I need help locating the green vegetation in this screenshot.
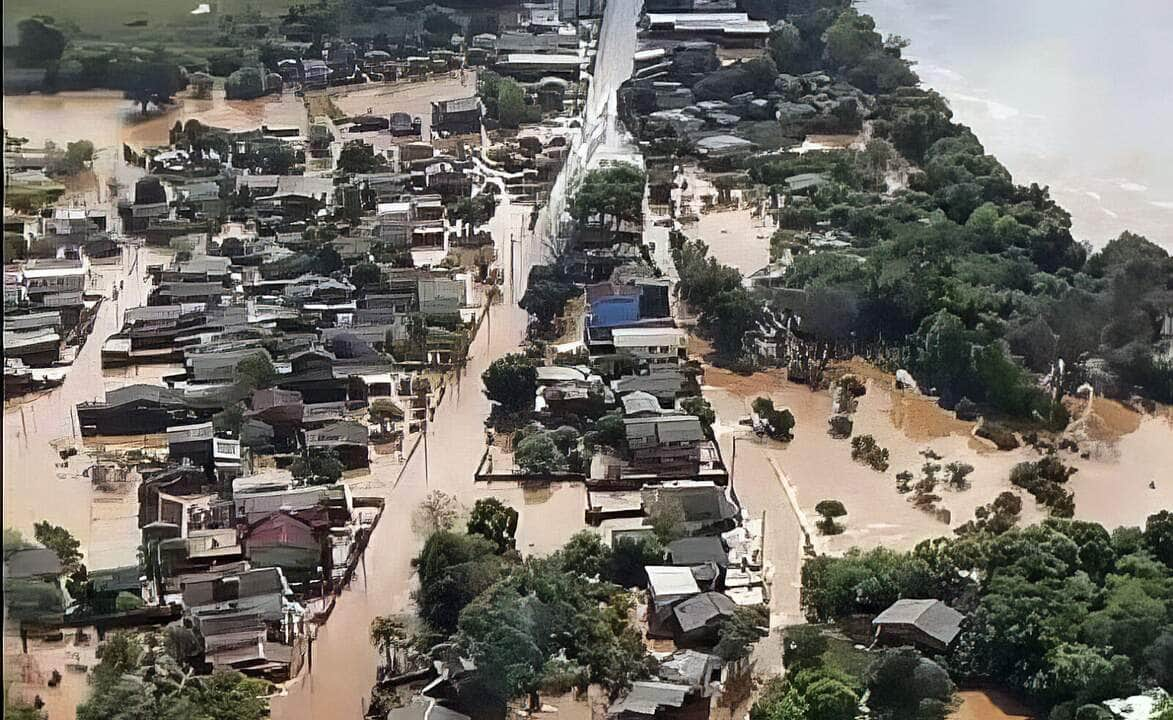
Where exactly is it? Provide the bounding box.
[467,498,519,554]
[679,396,716,432]
[752,397,796,440]
[800,514,1173,714]
[410,524,654,703]
[519,266,580,331]
[571,163,647,236]
[481,353,538,414]
[479,72,541,129]
[1009,454,1077,517]
[290,448,343,485]
[77,631,272,720]
[814,500,847,535]
[514,432,569,475]
[674,240,761,358]
[337,140,385,175]
[849,434,889,471]
[642,0,1173,414]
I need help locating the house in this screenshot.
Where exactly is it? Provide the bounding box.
[871,599,965,653]
[182,566,291,624]
[642,13,770,47]
[612,371,693,409]
[646,565,700,634]
[301,59,330,88]
[305,420,370,469]
[233,484,353,525]
[611,327,687,370]
[655,650,724,694]
[608,682,692,720]
[22,257,87,309]
[665,536,728,572]
[642,482,738,533]
[168,421,215,465]
[87,565,145,613]
[671,591,736,644]
[587,282,642,329]
[624,414,704,476]
[240,509,332,586]
[77,384,204,436]
[191,607,294,679]
[431,96,483,136]
[3,328,61,367]
[494,53,582,80]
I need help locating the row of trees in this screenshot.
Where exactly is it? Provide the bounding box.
[800,514,1173,714]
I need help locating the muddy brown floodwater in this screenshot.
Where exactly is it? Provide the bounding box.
[268,198,590,719]
[704,365,1173,559]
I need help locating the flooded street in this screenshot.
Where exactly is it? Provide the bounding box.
[269,196,588,719]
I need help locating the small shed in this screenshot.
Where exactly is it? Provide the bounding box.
[871,598,965,653]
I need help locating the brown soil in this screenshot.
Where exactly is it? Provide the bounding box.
[950,689,1035,720]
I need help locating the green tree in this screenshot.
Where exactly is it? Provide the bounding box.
[337,140,382,174]
[607,535,663,589]
[369,616,407,665]
[33,521,81,572]
[290,448,343,485]
[467,498,520,554]
[519,268,580,329]
[866,648,954,720]
[16,17,67,67]
[814,500,847,535]
[414,531,503,633]
[119,60,185,114]
[224,67,266,100]
[447,195,499,239]
[804,676,859,720]
[496,77,527,128]
[482,353,538,413]
[680,396,716,432]
[702,288,762,357]
[514,433,568,475]
[713,604,770,661]
[571,163,646,236]
[752,397,795,440]
[350,262,382,291]
[236,354,276,392]
[1145,510,1173,567]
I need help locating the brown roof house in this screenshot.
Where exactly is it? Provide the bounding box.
[871,599,965,653]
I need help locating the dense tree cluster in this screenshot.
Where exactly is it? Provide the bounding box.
[800,515,1173,713]
[76,632,271,720]
[674,240,762,358]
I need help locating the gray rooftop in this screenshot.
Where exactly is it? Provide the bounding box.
[872,598,965,646]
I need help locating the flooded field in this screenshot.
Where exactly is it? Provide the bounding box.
[704,364,1173,557]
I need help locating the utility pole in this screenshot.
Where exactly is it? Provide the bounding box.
[422,406,430,486]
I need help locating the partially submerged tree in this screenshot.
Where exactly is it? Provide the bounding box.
[814,500,847,535]
[514,432,568,475]
[467,498,519,554]
[571,163,646,237]
[482,353,538,413]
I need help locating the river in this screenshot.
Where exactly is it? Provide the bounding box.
[863,0,1173,250]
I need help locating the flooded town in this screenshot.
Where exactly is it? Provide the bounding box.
[3,2,1172,720]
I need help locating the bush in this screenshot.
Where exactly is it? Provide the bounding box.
[225,67,266,100]
[850,434,889,471]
